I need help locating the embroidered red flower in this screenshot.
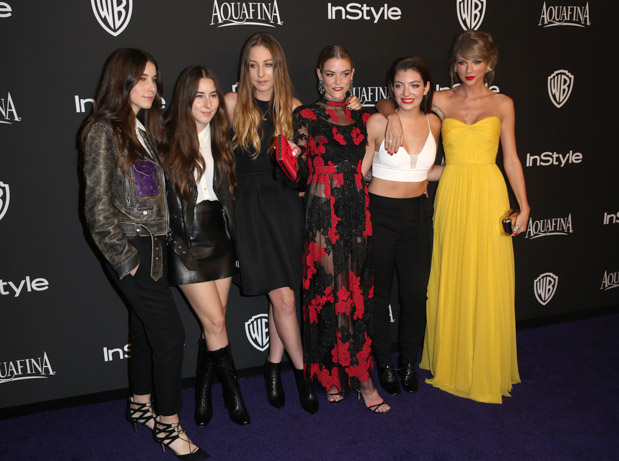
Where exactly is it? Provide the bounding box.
[362,112,371,125]
[326,109,339,123]
[332,127,346,145]
[303,241,326,289]
[345,109,353,122]
[331,332,351,366]
[335,285,352,316]
[300,108,317,120]
[352,126,365,145]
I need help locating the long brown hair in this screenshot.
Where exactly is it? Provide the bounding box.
[166,66,236,200]
[233,32,295,158]
[81,48,167,176]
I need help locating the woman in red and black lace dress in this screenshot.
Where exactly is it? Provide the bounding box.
[292,45,390,413]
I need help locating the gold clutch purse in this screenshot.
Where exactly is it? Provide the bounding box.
[500,209,520,236]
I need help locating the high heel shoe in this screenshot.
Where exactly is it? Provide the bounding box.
[126,398,155,432]
[355,389,390,414]
[293,368,319,414]
[194,339,215,426]
[154,419,209,460]
[326,386,344,404]
[212,345,250,425]
[264,359,285,408]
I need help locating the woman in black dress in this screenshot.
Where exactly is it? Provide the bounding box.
[82,49,207,459]
[166,66,249,427]
[292,45,390,413]
[224,32,318,414]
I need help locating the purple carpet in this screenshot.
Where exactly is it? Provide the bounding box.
[1,312,618,460]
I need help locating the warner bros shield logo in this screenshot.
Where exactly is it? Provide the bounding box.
[0,182,9,221]
[91,0,133,37]
[548,70,574,108]
[534,272,559,305]
[245,313,269,351]
[456,0,486,31]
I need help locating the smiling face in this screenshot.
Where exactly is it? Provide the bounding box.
[248,45,274,100]
[191,78,219,133]
[129,61,157,115]
[455,53,488,86]
[393,69,429,111]
[317,57,355,102]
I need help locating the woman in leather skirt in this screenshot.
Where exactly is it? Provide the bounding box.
[165,66,249,427]
[82,49,207,459]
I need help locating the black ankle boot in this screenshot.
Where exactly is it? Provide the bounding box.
[293,368,319,414]
[378,365,402,396]
[264,360,285,408]
[212,345,250,425]
[398,363,419,393]
[194,339,215,426]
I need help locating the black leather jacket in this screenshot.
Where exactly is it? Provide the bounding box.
[83,120,168,279]
[167,165,236,270]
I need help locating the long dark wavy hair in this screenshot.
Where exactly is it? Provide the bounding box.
[80,48,167,176]
[165,65,236,200]
[387,56,434,114]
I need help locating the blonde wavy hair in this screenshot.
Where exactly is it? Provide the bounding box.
[233,33,295,158]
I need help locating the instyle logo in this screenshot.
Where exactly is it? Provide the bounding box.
[103,343,130,362]
[91,0,133,36]
[245,313,269,351]
[75,95,95,114]
[602,211,619,225]
[525,150,582,168]
[456,0,486,31]
[525,214,574,239]
[211,0,283,27]
[0,2,12,18]
[600,270,619,291]
[0,92,20,124]
[539,1,590,28]
[0,181,9,221]
[327,3,402,23]
[0,352,56,384]
[0,276,50,297]
[548,70,574,108]
[534,272,558,306]
[353,86,388,107]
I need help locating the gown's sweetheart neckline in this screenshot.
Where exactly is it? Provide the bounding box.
[444,116,500,126]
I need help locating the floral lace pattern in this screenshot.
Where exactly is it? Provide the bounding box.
[293,101,373,391]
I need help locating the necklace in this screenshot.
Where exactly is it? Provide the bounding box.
[257,100,271,121]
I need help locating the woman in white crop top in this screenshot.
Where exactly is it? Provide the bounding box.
[363,57,441,396]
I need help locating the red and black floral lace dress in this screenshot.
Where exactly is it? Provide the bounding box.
[293,100,373,392]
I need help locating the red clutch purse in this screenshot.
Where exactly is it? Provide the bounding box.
[275,134,298,181]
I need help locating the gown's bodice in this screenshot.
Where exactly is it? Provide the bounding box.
[442,116,501,165]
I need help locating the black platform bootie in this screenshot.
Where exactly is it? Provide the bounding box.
[293,368,319,414]
[378,365,402,396]
[264,360,285,408]
[212,345,250,425]
[398,362,419,393]
[194,339,215,426]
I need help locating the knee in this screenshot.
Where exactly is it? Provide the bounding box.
[204,313,226,337]
[274,296,296,317]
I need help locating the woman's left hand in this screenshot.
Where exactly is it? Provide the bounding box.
[288,140,302,157]
[511,208,530,236]
[346,95,362,110]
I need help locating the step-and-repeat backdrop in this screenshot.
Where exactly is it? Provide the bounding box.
[1,1,617,410]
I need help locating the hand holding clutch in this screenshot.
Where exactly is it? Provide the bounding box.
[500,209,521,236]
[276,134,298,181]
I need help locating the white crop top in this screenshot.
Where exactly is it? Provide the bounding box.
[372,116,437,182]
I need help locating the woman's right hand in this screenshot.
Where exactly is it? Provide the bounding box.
[385,113,403,155]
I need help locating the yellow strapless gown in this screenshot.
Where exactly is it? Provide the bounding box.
[420,116,520,403]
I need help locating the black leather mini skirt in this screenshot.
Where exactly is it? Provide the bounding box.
[168,200,236,285]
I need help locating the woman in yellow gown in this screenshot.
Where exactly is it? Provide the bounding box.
[375,31,532,403]
[417,30,531,403]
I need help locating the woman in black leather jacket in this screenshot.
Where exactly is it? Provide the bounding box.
[165,66,248,428]
[82,49,208,459]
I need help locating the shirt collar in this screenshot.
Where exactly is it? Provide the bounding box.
[198,124,211,148]
[135,118,147,133]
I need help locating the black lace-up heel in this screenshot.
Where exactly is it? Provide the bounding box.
[126,398,155,432]
[153,419,209,460]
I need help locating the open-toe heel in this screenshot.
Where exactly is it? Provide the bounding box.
[126,398,155,432]
[154,419,209,460]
